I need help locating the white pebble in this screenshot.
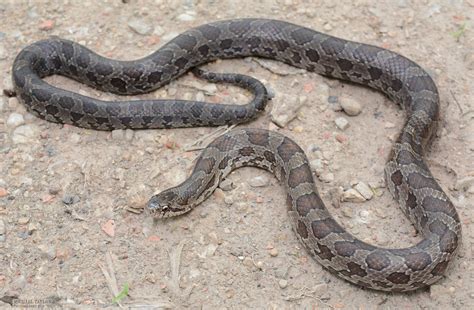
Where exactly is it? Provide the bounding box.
[177,12,196,21]
[334,117,349,130]
[310,159,324,175]
[354,182,374,200]
[249,175,270,187]
[278,279,288,289]
[271,94,307,127]
[7,113,25,128]
[342,188,366,202]
[11,125,39,144]
[318,172,334,183]
[340,96,362,116]
[219,179,234,191]
[128,18,153,35]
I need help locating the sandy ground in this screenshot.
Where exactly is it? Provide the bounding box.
[0,0,473,309]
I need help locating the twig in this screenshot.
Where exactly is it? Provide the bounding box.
[99,251,124,308]
[184,125,237,151]
[450,90,463,114]
[168,240,193,299]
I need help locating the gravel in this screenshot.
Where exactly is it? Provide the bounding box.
[342,188,366,202]
[249,175,270,187]
[6,113,25,128]
[271,94,307,127]
[11,124,39,144]
[334,117,349,130]
[340,96,362,116]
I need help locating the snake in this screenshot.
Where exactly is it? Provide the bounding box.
[11,18,461,292]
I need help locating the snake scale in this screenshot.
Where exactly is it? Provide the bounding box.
[12,18,461,292]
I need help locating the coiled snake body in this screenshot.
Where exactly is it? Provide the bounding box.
[12,19,461,292]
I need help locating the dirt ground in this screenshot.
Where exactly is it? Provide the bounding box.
[0,0,473,309]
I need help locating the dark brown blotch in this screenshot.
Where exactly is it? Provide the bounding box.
[247,131,270,147]
[406,192,417,209]
[263,150,276,165]
[218,155,231,170]
[238,146,255,157]
[431,260,449,276]
[391,170,404,186]
[296,220,309,239]
[386,272,410,284]
[365,251,391,271]
[315,243,335,261]
[334,241,358,257]
[340,262,367,278]
[277,137,302,162]
[311,218,344,239]
[404,252,432,271]
[438,229,459,254]
[287,164,313,188]
[194,157,216,174]
[295,192,324,216]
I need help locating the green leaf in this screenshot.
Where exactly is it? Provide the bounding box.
[112,283,129,304]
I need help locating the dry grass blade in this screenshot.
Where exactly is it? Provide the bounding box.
[184,125,236,151]
[99,251,124,307]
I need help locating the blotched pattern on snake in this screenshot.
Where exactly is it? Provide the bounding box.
[12,19,461,292]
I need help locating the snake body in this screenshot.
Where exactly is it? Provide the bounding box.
[12,18,461,292]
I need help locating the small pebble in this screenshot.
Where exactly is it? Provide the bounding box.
[18,217,30,225]
[11,125,39,144]
[128,17,153,35]
[334,117,349,130]
[37,244,56,260]
[342,188,366,202]
[62,194,80,205]
[224,196,234,205]
[271,94,306,127]
[340,96,362,116]
[310,159,324,175]
[38,19,55,31]
[219,179,234,191]
[354,182,374,200]
[278,279,288,289]
[0,187,7,197]
[243,257,254,267]
[249,175,270,187]
[319,172,334,183]
[176,12,196,21]
[384,122,395,128]
[7,113,25,128]
[269,248,279,257]
[323,23,332,31]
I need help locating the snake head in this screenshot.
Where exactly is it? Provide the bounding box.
[146,190,189,219]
